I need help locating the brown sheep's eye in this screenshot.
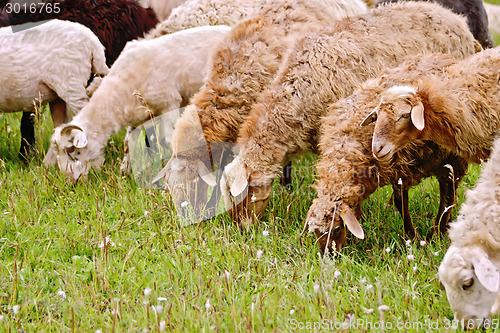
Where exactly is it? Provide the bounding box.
[462,278,474,290]
[65,146,76,154]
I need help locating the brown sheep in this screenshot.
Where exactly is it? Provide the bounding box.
[221,1,478,228]
[364,46,500,164]
[307,53,469,252]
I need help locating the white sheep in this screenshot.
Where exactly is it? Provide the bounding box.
[0,20,109,159]
[138,0,187,21]
[48,25,231,182]
[146,0,367,38]
[221,1,479,227]
[364,46,500,164]
[438,136,500,328]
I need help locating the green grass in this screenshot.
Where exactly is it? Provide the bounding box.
[0,107,487,332]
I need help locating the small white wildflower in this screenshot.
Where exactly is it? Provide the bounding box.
[360,278,367,284]
[180,201,189,208]
[363,308,374,314]
[314,284,320,293]
[143,287,152,296]
[385,247,391,253]
[413,265,418,272]
[334,270,341,279]
[12,305,19,315]
[0,315,3,321]
[366,284,373,291]
[290,309,295,315]
[406,239,411,247]
[57,290,66,300]
[157,297,168,302]
[398,178,403,185]
[143,300,150,305]
[155,305,164,314]
[434,251,440,256]
[205,299,211,310]
[98,236,115,249]
[159,320,166,332]
[378,305,390,311]
[407,254,415,261]
[144,210,149,217]
[262,230,269,237]
[347,313,355,322]
[251,195,257,202]
[95,330,102,333]
[420,240,427,246]
[256,250,263,259]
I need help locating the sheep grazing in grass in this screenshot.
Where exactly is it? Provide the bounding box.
[375,0,494,49]
[138,0,187,21]
[364,46,500,164]
[146,0,367,38]
[154,0,367,212]
[47,25,231,182]
[221,1,478,228]
[306,53,469,252]
[0,0,159,159]
[0,20,108,160]
[438,136,500,328]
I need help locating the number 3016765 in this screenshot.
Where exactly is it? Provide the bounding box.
[5,3,61,14]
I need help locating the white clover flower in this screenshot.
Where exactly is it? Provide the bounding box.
[143,287,152,296]
[205,299,211,310]
[159,321,166,332]
[378,305,390,311]
[407,254,415,261]
[57,290,66,300]
[314,284,320,293]
[262,230,269,237]
[385,247,391,253]
[180,201,189,208]
[256,250,263,259]
[290,309,295,315]
[366,284,373,291]
[334,270,341,279]
[420,240,427,246]
[12,305,19,315]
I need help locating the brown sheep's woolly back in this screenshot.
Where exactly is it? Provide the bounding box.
[306,53,469,251]
[223,1,477,226]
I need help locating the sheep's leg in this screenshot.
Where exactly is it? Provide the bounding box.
[19,111,35,161]
[392,186,417,239]
[433,158,468,235]
[43,99,68,167]
[280,161,293,191]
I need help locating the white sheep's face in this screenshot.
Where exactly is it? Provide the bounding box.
[439,246,500,328]
[49,125,104,183]
[360,85,425,161]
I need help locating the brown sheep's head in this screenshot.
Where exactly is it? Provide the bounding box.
[360,85,425,162]
[305,199,364,253]
[220,156,273,228]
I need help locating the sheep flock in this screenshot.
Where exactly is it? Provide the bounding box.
[3,0,500,328]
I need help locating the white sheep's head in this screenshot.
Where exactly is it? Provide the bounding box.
[305,198,364,253]
[48,124,104,182]
[360,85,425,162]
[220,156,273,228]
[439,245,500,328]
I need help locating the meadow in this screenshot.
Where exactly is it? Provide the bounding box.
[1,6,499,331]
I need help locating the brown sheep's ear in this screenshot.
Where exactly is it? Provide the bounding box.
[229,165,248,197]
[410,101,425,131]
[360,109,378,127]
[196,159,216,187]
[474,255,500,292]
[341,202,364,239]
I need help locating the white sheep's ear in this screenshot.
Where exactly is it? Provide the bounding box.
[341,202,364,239]
[360,109,378,127]
[474,255,500,293]
[229,166,248,197]
[196,159,216,187]
[410,101,425,131]
[73,131,88,148]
